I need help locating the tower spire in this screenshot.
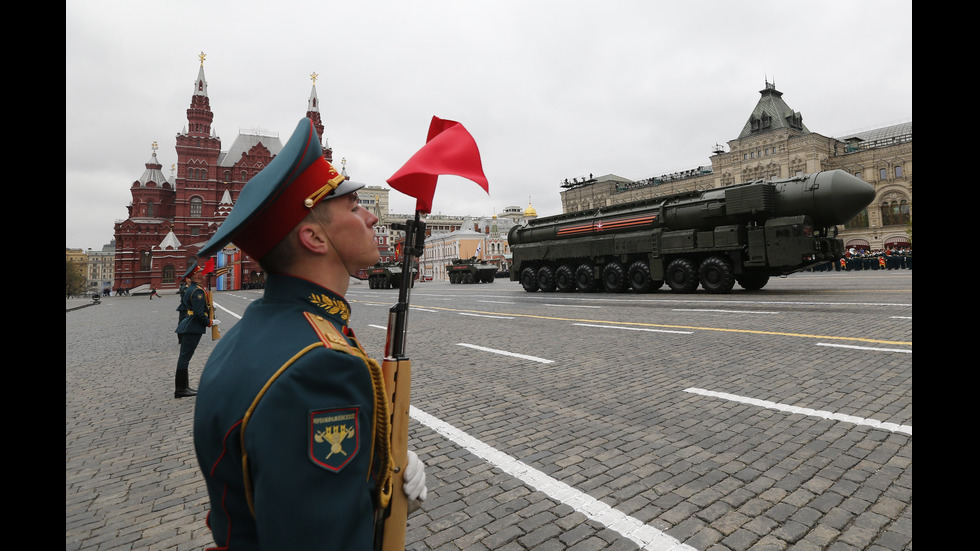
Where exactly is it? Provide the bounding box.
[306,72,332,162]
[186,52,214,137]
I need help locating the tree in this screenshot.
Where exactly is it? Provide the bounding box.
[66,259,86,297]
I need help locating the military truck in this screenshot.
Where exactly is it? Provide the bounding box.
[509,170,875,294]
[447,257,498,284]
[366,261,417,289]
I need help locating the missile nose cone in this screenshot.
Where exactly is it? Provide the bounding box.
[815,170,877,226]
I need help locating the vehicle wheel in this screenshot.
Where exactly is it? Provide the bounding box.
[698,256,735,294]
[627,260,653,293]
[736,270,770,291]
[575,263,598,293]
[464,272,474,284]
[555,265,575,292]
[379,275,389,289]
[368,276,377,289]
[520,267,539,292]
[602,262,627,293]
[537,266,557,292]
[665,258,699,293]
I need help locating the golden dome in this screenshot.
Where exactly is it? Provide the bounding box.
[524,202,537,217]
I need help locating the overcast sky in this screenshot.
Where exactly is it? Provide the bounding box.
[66,1,911,251]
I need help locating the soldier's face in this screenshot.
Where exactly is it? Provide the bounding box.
[322,192,380,272]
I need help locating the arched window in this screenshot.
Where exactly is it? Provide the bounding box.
[146,201,154,217]
[880,202,892,225]
[140,250,152,271]
[190,197,203,217]
[899,200,911,224]
[890,201,902,226]
[845,209,869,229]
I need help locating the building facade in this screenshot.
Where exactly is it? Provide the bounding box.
[560,82,911,252]
[112,55,335,293]
[86,242,116,294]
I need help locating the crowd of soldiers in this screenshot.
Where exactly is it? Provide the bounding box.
[809,247,912,272]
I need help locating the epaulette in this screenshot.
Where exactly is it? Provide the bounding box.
[302,311,363,360]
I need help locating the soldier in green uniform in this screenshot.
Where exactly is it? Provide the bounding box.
[174,261,210,398]
[193,118,426,550]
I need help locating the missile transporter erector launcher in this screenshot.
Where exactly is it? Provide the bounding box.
[447,257,498,284]
[508,170,875,294]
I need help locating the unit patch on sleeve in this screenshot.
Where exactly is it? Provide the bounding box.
[309,407,360,472]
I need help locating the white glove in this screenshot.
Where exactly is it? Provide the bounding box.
[402,450,427,504]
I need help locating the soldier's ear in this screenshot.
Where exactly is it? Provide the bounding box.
[296,222,330,255]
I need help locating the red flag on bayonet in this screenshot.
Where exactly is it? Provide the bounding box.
[201,257,216,275]
[387,117,489,214]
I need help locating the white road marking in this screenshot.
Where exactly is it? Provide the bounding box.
[456,343,554,364]
[671,308,778,315]
[816,342,911,353]
[410,406,698,551]
[684,387,912,435]
[574,323,693,335]
[458,312,515,319]
[213,302,242,319]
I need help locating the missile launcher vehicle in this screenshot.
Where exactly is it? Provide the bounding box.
[508,170,875,294]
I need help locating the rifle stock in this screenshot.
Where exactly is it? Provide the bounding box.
[206,290,221,340]
[380,357,412,551]
[205,274,221,341]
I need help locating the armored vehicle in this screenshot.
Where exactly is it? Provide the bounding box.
[509,170,875,294]
[447,257,498,284]
[366,261,417,289]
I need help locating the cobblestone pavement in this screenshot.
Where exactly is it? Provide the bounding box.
[66,271,911,550]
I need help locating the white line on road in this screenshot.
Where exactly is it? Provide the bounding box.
[684,387,912,435]
[213,302,242,320]
[545,303,601,308]
[410,406,697,551]
[671,308,779,315]
[574,323,694,335]
[456,343,554,364]
[458,312,515,319]
[816,342,911,353]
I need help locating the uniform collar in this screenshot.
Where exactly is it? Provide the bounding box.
[264,273,351,324]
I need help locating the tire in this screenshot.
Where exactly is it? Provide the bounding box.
[464,272,474,284]
[665,258,699,293]
[380,275,390,289]
[520,267,539,292]
[602,262,627,293]
[575,263,598,293]
[537,266,557,292]
[698,256,735,294]
[369,276,377,289]
[555,265,575,292]
[736,271,770,291]
[627,261,653,293]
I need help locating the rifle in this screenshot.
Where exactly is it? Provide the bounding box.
[206,273,221,341]
[376,211,426,551]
